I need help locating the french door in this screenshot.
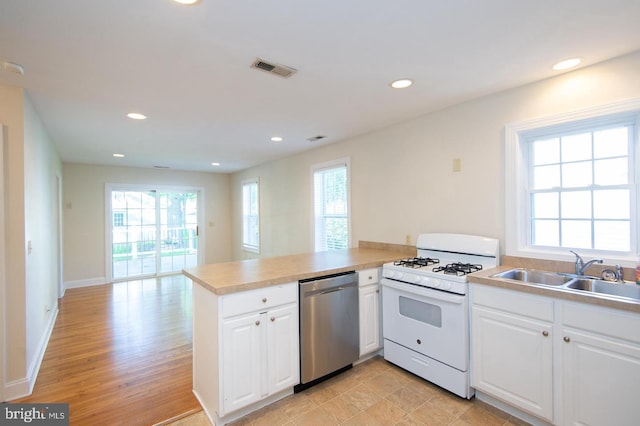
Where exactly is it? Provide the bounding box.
[108,186,200,280]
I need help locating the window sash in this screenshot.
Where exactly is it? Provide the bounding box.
[242,179,260,253]
[313,161,349,252]
[525,123,634,252]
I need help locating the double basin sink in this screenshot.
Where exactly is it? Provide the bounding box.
[491,268,640,301]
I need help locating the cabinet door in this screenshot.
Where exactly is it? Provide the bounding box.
[266,303,299,394]
[221,312,263,415]
[471,306,553,422]
[562,328,640,426]
[359,284,381,356]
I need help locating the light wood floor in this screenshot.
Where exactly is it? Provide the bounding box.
[16,275,200,425]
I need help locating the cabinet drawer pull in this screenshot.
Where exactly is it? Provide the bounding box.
[542,331,549,337]
[255,320,260,326]
[368,276,373,280]
[376,289,380,293]
[262,298,267,303]
[564,336,570,343]
[270,317,275,322]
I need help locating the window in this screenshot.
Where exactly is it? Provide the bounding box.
[505,99,639,263]
[313,159,350,252]
[242,179,260,253]
[107,186,200,281]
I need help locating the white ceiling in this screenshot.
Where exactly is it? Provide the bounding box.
[2,0,640,173]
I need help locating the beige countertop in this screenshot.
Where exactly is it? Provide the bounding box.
[470,264,640,314]
[183,248,406,295]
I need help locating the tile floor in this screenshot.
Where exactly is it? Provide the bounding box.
[166,356,529,426]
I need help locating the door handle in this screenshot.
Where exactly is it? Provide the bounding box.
[320,287,345,295]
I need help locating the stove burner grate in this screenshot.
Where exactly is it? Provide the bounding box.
[394,257,440,268]
[432,262,483,276]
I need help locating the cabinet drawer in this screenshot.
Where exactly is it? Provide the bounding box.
[470,283,554,322]
[358,268,379,287]
[562,302,640,344]
[222,282,297,318]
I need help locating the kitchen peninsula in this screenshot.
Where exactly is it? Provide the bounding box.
[182,246,408,425]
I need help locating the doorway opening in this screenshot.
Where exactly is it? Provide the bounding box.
[107,186,201,281]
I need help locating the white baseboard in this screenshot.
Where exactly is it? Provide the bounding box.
[4,306,59,401]
[64,276,108,290]
[4,377,30,402]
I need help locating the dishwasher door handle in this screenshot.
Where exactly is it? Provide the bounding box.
[319,286,345,295]
[302,281,357,298]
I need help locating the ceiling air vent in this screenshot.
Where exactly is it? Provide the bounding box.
[306,135,326,142]
[251,58,297,78]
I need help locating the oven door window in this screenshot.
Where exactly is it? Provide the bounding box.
[398,295,442,328]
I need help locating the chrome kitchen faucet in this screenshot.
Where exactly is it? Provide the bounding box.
[570,250,604,276]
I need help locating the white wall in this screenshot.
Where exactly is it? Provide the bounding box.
[0,85,27,396]
[62,164,232,285]
[230,51,640,259]
[23,93,63,389]
[0,85,62,399]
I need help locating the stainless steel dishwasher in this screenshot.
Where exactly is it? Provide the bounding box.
[296,271,359,391]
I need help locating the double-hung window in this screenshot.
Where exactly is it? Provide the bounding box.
[242,178,260,253]
[313,159,350,252]
[505,100,639,263]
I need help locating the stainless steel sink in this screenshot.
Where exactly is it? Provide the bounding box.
[564,279,640,300]
[491,268,572,286]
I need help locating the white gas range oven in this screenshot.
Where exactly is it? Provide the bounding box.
[381,233,499,399]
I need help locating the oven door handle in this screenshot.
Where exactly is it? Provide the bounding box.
[381,278,464,304]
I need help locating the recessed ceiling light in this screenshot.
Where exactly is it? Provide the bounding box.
[211,162,220,166]
[552,58,582,71]
[127,112,147,120]
[173,0,201,4]
[390,79,413,89]
[270,136,283,142]
[113,153,125,158]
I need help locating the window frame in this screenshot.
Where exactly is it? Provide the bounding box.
[505,98,640,266]
[311,157,351,252]
[241,178,260,254]
[104,183,204,281]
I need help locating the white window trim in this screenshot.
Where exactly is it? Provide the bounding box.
[104,183,205,280]
[505,98,640,267]
[241,178,260,254]
[311,157,352,252]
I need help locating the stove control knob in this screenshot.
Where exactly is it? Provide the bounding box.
[441,282,451,291]
[412,275,421,284]
[396,272,404,280]
[431,280,440,288]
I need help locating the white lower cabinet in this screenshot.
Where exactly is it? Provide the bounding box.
[470,283,640,426]
[560,302,640,426]
[266,303,299,394]
[193,282,299,425]
[358,268,382,357]
[471,285,554,422]
[221,302,298,414]
[221,311,263,413]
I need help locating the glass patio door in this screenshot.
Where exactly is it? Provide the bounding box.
[109,188,199,280]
